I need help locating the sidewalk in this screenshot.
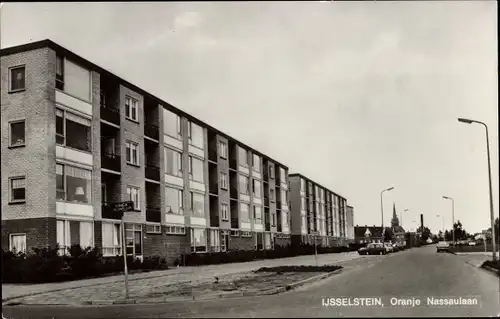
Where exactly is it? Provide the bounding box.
[2,252,363,303]
[457,252,493,268]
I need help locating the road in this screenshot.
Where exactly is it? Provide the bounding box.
[3,245,499,318]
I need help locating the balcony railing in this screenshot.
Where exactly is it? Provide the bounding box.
[146,206,162,223]
[144,122,159,141]
[101,152,121,172]
[100,107,120,125]
[208,149,218,162]
[102,202,124,220]
[145,164,160,181]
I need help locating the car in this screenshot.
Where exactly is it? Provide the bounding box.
[384,243,394,253]
[468,241,476,246]
[436,241,450,252]
[358,247,368,255]
[364,243,388,255]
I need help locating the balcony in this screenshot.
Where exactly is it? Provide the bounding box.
[102,202,124,220]
[101,152,121,172]
[209,182,219,195]
[230,187,238,200]
[264,196,269,207]
[146,206,162,223]
[144,122,160,141]
[229,159,237,170]
[145,164,160,181]
[100,107,120,126]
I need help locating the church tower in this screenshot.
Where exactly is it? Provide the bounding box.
[391,202,400,227]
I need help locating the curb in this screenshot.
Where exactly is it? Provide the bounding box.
[285,268,343,290]
[481,265,500,277]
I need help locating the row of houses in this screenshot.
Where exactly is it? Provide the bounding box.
[1,39,355,264]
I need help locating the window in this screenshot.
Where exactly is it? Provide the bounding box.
[238,146,248,166]
[253,206,262,223]
[56,109,91,152]
[241,231,252,237]
[146,224,161,234]
[188,121,204,149]
[252,179,261,198]
[163,109,182,138]
[57,220,71,255]
[221,203,229,221]
[280,167,286,183]
[283,211,289,227]
[125,224,142,256]
[8,120,26,147]
[269,165,275,178]
[190,192,205,217]
[127,186,140,210]
[272,213,276,227]
[270,188,275,201]
[165,148,182,177]
[166,187,183,214]
[9,234,26,253]
[231,230,239,237]
[102,222,121,256]
[191,228,207,253]
[301,197,306,210]
[166,226,186,235]
[239,175,249,195]
[264,233,272,250]
[9,66,25,92]
[56,164,91,203]
[126,141,139,165]
[300,179,306,191]
[220,172,228,190]
[252,154,261,172]
[189,156,204,183]
[58,58,91,102]
[240,203,250,222]
[125,95,139,121]
[10,177,26,202]
[210,229,220,252]
[281,189,287,204]
[219,141,227,159]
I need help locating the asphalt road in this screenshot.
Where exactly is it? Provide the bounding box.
[3,245,499,318]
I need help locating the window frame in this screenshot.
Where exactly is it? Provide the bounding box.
[219,141,228,159]
[9,65,26,93]
[190,228,207,253]
[126,141,140,166]
[8,120,26,148]
[163,109,182,139]
[252,179,261,199]
[164,147,183,177]
[240,203,250,222]
[125,95,139,122]
[188,156,204,183]
[56,163,92,204]
[165,187,184,215]
[238,146,248,167]
[221,203,229,221]
[252,154,261,172]
[166,225,186,235]
[190,191,205,217]
[220,172,228,190]
[253,206,262,223]
[101,222,122,257]
[9,176,26,203]
[239,174,249,195]
[9,233,27,253]
[56,108,92,153]
[269,165,275,178]
[127,185,141,210]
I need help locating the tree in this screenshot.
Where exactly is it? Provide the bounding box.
[417,226,432,241]
[437,230,444,240]
[383,228,394,242]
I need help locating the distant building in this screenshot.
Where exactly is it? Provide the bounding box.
[346,205,354,241]
[354,225,384,244]
[390,203,406,246]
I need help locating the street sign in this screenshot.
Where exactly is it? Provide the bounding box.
[110,201,134,213]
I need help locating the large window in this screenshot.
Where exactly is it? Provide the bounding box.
[280,167,286,183]
[56,164,91,204]
[126,141,139,165]
[252,179,261,198]
[210,229,220,252]
[9,234,26,253]
[56,108,91,152]
[125,95,139,121]
[238,146,248,166]
[166,187,183,214]
[190,192,205,217]
[189,156,204,183]
[219,141,227,159]
[188,121,204,149]
[10,177,26,203]
[165,148,182,177]
[127,186,140,210]
[220,172,228,190]
[57,220,94,255]
[252,154,261,172]
[240,203,250,222]
[9,65,25,92]
[163,109,181,139]
[9,120,25,147]
[191,228,207,253]
[221,203,229,221]
[102,222,122,256]
[239,175,249,195]
[253,206,262,223]
[56,57,91,102]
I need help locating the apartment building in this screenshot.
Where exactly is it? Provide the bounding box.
[1,39,291,264]
[289,173,350,247]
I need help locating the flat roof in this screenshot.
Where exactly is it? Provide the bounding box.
[1,39,288,169]
[289,173,346,200]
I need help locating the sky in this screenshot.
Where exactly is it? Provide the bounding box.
[1,1,497,235]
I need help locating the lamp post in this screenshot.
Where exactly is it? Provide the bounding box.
[458,117,496,262]
[442,196,455,244]
[381,187,395,238]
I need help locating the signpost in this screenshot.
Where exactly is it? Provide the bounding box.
[311,231,319,266]
[106,201,134,300]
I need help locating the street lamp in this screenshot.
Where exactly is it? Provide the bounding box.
[381,186,395,230]
[442,196,455,244]
[457,117,497,261]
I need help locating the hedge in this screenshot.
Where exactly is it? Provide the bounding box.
[2,245,167,284]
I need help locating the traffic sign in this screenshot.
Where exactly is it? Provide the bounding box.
[110,201,134,213]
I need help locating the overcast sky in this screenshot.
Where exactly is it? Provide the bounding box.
[1,2,497,234]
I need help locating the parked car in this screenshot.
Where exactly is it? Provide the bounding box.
[363,243,388,255]
[436,241,450,253]
[358,247,368,255]
[468,241,476,246]
[384,243,394,253]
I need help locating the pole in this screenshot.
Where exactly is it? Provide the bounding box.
[314,235,318,267]
[380,190,384,230]
[483,124,497,262]
[451,198,455,244]
[121,217,130,299]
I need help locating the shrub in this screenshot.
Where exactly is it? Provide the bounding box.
[20,246,66,283]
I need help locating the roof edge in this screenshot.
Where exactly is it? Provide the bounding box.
[288,172,346,200]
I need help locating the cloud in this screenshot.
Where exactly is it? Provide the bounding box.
[173,11,201,30]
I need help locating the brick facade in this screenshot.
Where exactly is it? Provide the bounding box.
[1,217,57,251]
[229,234,255,251]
